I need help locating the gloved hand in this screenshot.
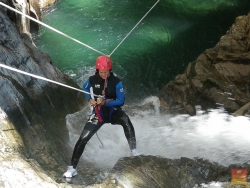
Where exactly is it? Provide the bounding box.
[96,97,105,106]
[89,99,97,106]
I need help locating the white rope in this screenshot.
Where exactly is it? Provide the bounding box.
[0,63,103,98]
[0,2,107,56]
[109,0,160,56]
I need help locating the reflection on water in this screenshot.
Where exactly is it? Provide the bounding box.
[34,0,250,104]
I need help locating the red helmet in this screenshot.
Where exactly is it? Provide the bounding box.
[95,56,112,70]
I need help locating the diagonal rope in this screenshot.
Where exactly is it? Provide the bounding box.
[109,0,160,56]
[0,63,104,98]
[0,2,107,56]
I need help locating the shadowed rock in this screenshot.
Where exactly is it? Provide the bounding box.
[158,13,250,116]
[0,6,85,178]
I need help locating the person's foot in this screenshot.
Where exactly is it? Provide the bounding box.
[63,166,77,178]
[131,149,139,156]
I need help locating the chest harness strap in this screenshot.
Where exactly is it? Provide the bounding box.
[94,78,108,123]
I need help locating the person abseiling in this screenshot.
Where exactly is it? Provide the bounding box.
[63,55,139,178]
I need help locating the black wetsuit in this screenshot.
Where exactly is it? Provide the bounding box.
[70,72,136,168]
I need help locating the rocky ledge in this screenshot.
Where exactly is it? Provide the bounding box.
[158,13,250,116]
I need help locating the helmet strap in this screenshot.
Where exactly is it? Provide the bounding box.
[102,78,108,96]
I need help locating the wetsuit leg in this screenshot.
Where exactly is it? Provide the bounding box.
[70,120,103,168]
[111,110,136,150]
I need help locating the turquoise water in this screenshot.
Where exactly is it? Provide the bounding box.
[34,0,250,103]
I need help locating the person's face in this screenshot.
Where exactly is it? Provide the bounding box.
[99,70,110,79]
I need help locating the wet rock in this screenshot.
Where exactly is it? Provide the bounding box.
[0,5,86,181]
[158,13,250,116]
[96,156,231,188]
[0,109,60,188]
[5,0,56,33]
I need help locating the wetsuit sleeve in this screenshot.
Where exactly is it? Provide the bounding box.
[82,79,92,101]
[104,81,125,107]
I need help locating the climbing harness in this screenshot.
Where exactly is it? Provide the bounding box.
[0,1,160,149]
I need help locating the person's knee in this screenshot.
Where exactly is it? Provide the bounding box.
[79,122,102,143]
[78,132,91,145]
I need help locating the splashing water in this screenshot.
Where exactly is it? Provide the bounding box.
[66,96,250,170]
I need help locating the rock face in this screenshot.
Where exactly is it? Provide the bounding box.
[158,13,250,116]
[5,0,56,33]
[0,109,62,188]
[0,5,85,178]
[1,1,250,187]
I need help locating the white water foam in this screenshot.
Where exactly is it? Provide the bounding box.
[66,96,250,170]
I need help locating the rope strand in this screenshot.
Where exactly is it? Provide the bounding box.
[0,63,104,98]
[109,0,160,56]
[0,2,107,56]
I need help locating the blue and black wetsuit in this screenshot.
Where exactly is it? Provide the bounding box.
[70,72,137,168]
